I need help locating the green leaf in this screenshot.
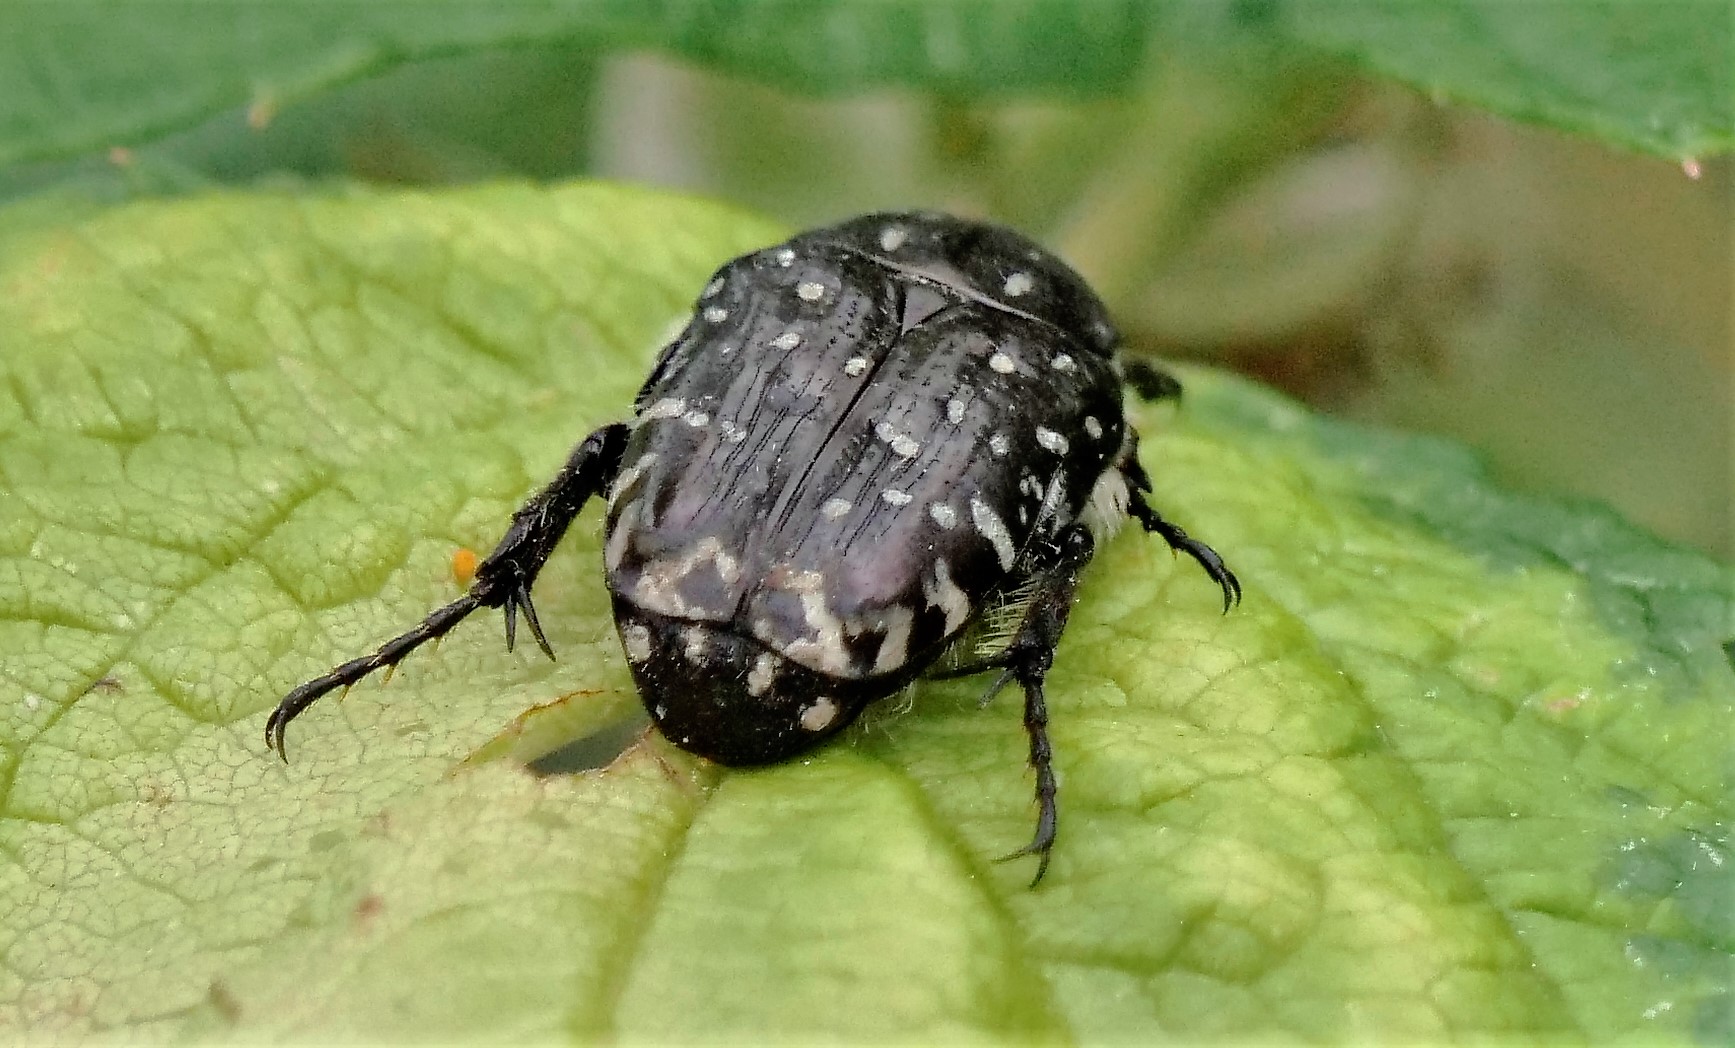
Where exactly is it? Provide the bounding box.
[0,184,1729,1043]
[1277,0,1734,160]
[0,2,1145,174]
[1,0,1728,174]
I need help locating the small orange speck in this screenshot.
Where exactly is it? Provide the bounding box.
[247,95,277,131]
[107,146,133,167]
[353,893,385,925]
[452,547,479,587]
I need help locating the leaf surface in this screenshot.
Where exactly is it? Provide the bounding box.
[0,184,1728,1043]
[0,1,1728,173]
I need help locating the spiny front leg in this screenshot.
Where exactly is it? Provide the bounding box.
[472,423,629,656]
[264,593,482,761]
[264,422,629,761]
[973,523,1099,886]
[1122,465,1240,613]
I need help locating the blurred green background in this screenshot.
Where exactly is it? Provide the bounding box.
[3,2,1729,556]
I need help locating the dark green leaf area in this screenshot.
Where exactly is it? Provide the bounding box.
[0,0,1727,175]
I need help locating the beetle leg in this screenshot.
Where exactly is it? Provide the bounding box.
[1123,359,1183,402]
[265,593,483,761]
[976,522,1099,886]
[1124,486,1241,613]
[1000,668,1058,886]
[474,422,630,654]
[264,422,629,761]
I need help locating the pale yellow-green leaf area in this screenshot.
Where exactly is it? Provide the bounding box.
[0,184,1727,1044]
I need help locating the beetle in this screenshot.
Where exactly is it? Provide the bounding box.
[265,211,1239,883]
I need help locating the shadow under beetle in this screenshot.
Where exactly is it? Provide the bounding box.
[266,212,1239,885]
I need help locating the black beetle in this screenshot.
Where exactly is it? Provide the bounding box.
[266,212,1239,883]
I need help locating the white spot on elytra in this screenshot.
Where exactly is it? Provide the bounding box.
[631,537,743,618]
[774,247,796,266]
[989,352,1016,374]
[879,226,907,251]
[876,421,919,458]
[638,397,686,423]
[771,330,802,351]
[748,652,779,695]
[821,498,853,519]
[622,623,652,663]
[867,607,923,669]
[947,398,966,424]
[800,697,840,732]
[607,451,658,508]
[605,499,640,572]
[988,432,1011,456]
[922,558,971,634]
[844,356,869,376]
[870,606,915,674]
[719,420,748,443]
[703,306,729,323]
[881,489,913,507]
[797,281,826,301]
[702,277,724,299]
[682,627,708,664]
[765,570,855,676]
[1036,427,1069,455]
[1084,416,1103,440]
[929,502,957,528]
[1052,353,1076,373]
[1003,271,1035,297]
[683,410,710,428]
[970,495,1017,570]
